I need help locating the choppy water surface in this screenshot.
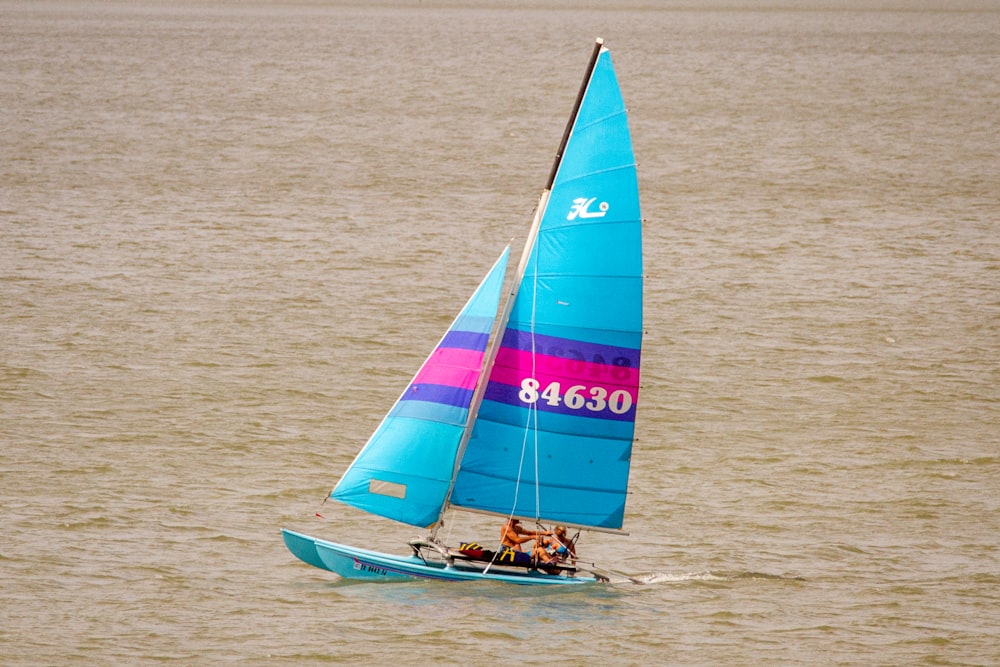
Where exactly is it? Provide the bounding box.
[2,2,998,664]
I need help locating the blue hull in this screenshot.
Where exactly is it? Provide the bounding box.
[281,529,597,586]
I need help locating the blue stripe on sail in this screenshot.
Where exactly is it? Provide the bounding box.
[451,313,497,336]
[451,469,626,529]
[476,398,635,441]
[440,329,490,351]
[388,399,469,427]
[399,382,475,409]
[469,407,634,468]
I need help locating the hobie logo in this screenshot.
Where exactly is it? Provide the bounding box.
[567,197,609,221]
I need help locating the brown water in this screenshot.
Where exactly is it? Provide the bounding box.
[2,2,998,664]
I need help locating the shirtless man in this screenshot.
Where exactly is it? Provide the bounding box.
[500,518,548,552]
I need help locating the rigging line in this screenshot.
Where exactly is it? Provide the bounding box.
[487,243,544,575]
[486,397,536,576]
[530,233,541,520]
[441,511,455,545]
[504,228,542,526]
[510,404,531,519]
[507,258,539,526]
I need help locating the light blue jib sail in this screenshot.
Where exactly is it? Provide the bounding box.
[452,46,642,530]
[331,247,510,528]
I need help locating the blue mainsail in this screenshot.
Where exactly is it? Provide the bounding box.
[331,248,510,528]
[451,45,642,530]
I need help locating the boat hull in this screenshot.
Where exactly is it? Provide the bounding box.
[281,529,597,585]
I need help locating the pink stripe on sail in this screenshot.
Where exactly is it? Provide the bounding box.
[492,347,640,389]
[413,347,486,389]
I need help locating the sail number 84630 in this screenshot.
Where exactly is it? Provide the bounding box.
[518,378,633,415]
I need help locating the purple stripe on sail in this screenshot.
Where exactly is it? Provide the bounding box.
[399,383,475,409]
[500,328,640,368]
[483,381,637,422]
[441,330,490,352]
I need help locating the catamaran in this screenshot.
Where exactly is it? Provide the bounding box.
[282,38,642,585]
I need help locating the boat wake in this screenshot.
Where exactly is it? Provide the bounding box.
[615,571,804,585]
[633,571,724,584]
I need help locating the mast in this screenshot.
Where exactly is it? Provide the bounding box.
[546,37,604,190]
[431,38,607,535]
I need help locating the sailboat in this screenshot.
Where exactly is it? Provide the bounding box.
[282,38,642,585]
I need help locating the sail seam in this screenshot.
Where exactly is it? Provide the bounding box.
[572,108,629,132]
[552,163,637,186]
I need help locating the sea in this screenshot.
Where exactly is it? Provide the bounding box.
[2,1,998,664]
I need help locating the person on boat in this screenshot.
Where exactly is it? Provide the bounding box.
[500,518,548,552]
[532,525,577,565]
